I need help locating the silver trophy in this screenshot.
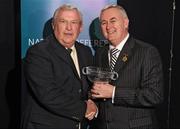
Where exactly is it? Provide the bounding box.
[82,66,118,83]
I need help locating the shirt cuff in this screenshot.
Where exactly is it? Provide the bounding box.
[95,107,98,118]
[112,86,116,103]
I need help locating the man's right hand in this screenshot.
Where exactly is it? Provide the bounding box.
[85,99,97,120]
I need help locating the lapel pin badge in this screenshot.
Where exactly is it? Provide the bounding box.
[122,54,128,62]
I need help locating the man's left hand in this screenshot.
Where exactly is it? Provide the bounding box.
[91,82,114,99]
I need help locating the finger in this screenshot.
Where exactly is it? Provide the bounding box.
[87,115,95,120]
[90,96,97,99]
[91,89,100,95]
[86,112,95,120]
[85,112,94,117]
[91,89,96,93]
[91,86,97,90]
[92,84,101,89]
[91,94,101,98]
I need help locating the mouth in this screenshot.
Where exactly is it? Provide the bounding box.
[107,30,116,35]
[64,32,73,36]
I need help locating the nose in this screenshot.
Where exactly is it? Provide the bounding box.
[106,22,112,30]
[66,22,72,30]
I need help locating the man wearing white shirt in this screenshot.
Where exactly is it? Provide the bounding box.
[22,4,97,129]
[90,4,164,129]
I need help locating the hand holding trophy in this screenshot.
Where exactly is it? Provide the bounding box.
[82,66,118,99]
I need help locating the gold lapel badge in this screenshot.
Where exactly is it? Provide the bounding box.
[122,54,128,62]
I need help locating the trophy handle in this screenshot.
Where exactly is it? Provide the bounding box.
[111,71,118,80]
[82,67,88,75]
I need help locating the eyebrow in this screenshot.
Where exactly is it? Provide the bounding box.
[56,18,80,22]
[110,17,117,21]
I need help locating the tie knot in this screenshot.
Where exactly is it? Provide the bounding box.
[67,48,72,54]
[111,48,120,55]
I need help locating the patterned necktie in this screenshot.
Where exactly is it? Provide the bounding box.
[110,48,120,71]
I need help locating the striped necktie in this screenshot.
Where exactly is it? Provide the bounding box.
[110,48,120,71]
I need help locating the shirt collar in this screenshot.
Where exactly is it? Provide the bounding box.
[109,33,129,51]
[66,45,75,51]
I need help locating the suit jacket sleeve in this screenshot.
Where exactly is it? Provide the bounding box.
[114,47,164,108]
[25,45,87,122]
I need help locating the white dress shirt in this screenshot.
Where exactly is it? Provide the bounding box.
[110,33,129,103]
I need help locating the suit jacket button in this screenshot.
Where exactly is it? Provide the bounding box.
[78,89,82,93]
[76,124,79,128]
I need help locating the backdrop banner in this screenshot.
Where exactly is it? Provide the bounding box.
[21,0,117,58]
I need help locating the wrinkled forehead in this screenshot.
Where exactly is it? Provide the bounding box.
[57,9,80,19]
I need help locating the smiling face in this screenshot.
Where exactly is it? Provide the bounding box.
[52,8,83,48]
[100,7,129,47]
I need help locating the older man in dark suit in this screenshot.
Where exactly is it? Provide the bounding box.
[90,4,164,129]
[21,4,97,129]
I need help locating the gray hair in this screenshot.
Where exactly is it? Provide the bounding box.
[52,4,83,24]
[100,4,128,19]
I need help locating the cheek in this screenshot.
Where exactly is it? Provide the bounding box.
[74,27,82,34]
[54,28,61,35]
[101,27,107,35]
[56,24,65,30]
[103,31,108,38]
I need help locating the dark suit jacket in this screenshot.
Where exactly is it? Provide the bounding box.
[21,35,93,129]
[91,36,164,129]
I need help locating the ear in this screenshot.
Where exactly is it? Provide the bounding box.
[124,18,129,29]
[80,23,83,32]
[51,21,55,30]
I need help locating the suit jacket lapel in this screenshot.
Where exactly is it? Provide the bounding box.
[102,46,110,68]
[75,43,83,77]
[114,37,134,73]
[74,42,85,79]
[50,36,80,80]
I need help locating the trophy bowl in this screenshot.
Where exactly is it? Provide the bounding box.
[82,66,118,83]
